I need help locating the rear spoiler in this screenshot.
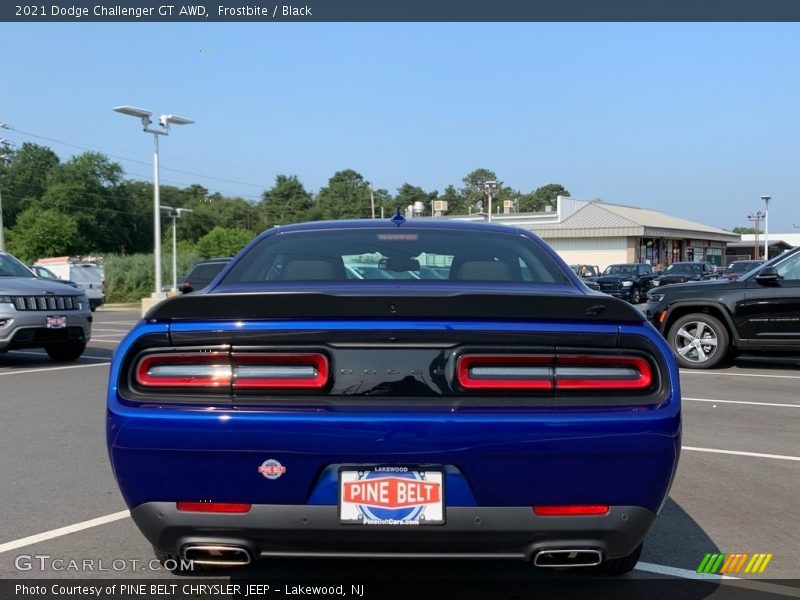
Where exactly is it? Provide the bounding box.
[146,292,645,323]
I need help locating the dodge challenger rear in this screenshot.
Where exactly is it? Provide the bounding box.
[107,218,680,575]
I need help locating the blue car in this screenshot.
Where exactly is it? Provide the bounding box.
[107,218,680,574]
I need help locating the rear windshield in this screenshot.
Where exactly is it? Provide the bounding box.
[725,261,760,273]
[665,263,701,275]
[70,265,104,282]
[189,262,230,284]
[222,228,569,284]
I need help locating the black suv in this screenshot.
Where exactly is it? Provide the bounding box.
[651,261,718,288]
[594,263,656,304]
[646,246,800,368]
[181,258,232,294]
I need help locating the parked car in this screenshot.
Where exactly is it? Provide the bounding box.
[0,250,92,361]
[181,258,232,293]
[569,265,601,291]
[108,218,680,575]
[651,261,718,288]
[720,260,764,281]
[646,246,800,368]
[593,263,656,304]
[28,264,80,289]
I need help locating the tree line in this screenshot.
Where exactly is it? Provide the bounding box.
[0,142,570,262]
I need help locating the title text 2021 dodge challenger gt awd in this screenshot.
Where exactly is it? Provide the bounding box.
[107,218,680,575]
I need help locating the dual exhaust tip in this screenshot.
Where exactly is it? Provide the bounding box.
[182,545,252,567]
[180,544,602,569]
[533,548,603,568]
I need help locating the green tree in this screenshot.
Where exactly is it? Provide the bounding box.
[195,226,253,258]
[260,175,312,227]
[6,207,80,262]
[520,183,570,212]
[394,183,437,216]
[316,169,372,220]
[457,168,499,215]
[0,143,60,227]
[732,227,755,234]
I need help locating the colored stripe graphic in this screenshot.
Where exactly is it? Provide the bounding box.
[698,552,773,574]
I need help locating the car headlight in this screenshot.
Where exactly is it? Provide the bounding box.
[621,281,633,287]
[0,295,12,303]
[78,294,89,309]
[647,293,666,303]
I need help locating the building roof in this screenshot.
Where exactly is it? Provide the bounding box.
[739,233,800,248]
[534,201,739,242]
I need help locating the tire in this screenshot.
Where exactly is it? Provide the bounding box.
[630,287,642,304]
[592,543,642,576]
[45,341,87,362]
[668,313,729,369]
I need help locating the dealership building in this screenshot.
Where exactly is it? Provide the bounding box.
[451,196,739,270]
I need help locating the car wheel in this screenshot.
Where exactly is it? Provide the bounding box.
[591,543,642,576]
[668,313,729,369]
[45,341,87,362]
[630,287,642,304]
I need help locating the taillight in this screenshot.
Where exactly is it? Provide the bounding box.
[456,354,653,392]
[232,353,329,390]
[136,352,232,388]
[134,351,329,391]
[457,355,553,390]
[533,505,609,516]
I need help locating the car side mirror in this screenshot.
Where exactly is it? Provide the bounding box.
[755,266,779,285]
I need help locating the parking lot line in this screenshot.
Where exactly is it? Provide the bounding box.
[681,370,800,380]
[635,562,800,598]
[7,350,110,360]
[0,363,109,376]
[683,446,800,462]
[0,510,130,555]
[685,397,800,409]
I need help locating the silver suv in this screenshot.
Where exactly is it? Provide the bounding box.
[0,251,92,361]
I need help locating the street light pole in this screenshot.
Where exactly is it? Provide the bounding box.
[476,180,502,222]
[761,195,771,260]
[113,106,193,296]
[161,205,193,292]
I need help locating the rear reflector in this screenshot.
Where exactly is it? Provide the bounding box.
[457,354,653,392]
[135,352,329,391]
[177,502,251,513]
[533,505,610,516]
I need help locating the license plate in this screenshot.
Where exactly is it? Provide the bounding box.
[46,316,67,329]
[339,467,444,525]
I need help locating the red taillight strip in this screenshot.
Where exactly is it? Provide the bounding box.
[457,355,553,390]
[555,355,652,390]
[533,505,610,516]
[177,502,251,513]
[135,351,330,391]
[232,353,329,390]
[136,352,232,388]
[456,354,654,392]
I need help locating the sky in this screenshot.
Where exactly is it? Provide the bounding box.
[1,22,799,232]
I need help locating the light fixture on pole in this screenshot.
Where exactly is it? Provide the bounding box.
[161,205,194,292]
[761,195,771,260]
[747,211,765,260]
[113,106,194,296]
[475,180,502,222]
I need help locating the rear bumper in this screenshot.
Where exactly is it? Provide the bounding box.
[132,502,656,561]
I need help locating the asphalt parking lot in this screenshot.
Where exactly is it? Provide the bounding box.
[1,309,798,598]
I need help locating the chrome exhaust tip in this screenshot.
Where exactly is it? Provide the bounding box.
[533,548,603,568]
[182,544,252,566]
